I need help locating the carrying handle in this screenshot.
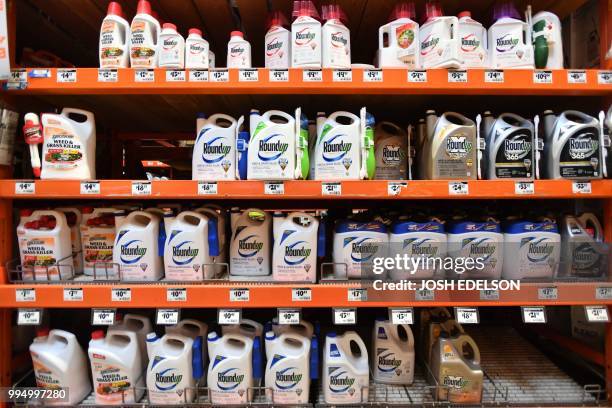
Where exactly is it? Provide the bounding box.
[209,113,238,127]
[395,324,415,347]
[458,335,481,366]
[378,24,391,49]
[263,110,293,124]
[107,329,139,344]
[328,111,359,125]
[176,211,206,226]
[161,333,191,351]
[343,331,367,357]
[61,108,95,125]
[222,333,248,348]
[280,332,308,349]
[27,210,68,231]
[48,329,73,345]
[176,319,207,334]
[577,213,603,241]
[123,314,149,330]
[378,121,402,135]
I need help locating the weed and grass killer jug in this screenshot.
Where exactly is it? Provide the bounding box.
[560,213,607,278]
[56,207,84,275]
[193,113,244,180]
[99,2,130,68]
[372,319,414,384]
[542,110,603,179]
[323,331,369,404]
[333,220,388,279]
[273,212,319,282]
[447,218,503,279]
[81,207,118,276]
[488,3,534,69]
[419,1,460,69]
[480,112,534,179]
[291,1,322,68]
[374,122,408,179]
[129,0,160,68]
[230,209,271,277]
[458,11,487,68]
[265,331,312,404]
[376,2,419,68]
[503,219,560,280]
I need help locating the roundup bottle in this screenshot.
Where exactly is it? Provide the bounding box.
[560,213,606,278]
[265,11,291,69]
[321,4,351,69]
[271,318,315,338]
[376,3,419,68]
[374,122,407,179]
[230,209,271,277]
[323,331,369,404]
[129,0,160,68]
[195,205,228,277]
[530,10,563,69]
[193,113,244,181]
[166,319,208,374]
[488,3,534,69]
[56,207,84,275]
[272,212,320,282]
[227,31,252,68]
[458,11,487,68]
[291,1,322,68]
[222,319,264,347]
[424,316,464,365]
[99,2,130,68]
[418,1,460,69]
[333,220,388,279]
[185,28,209,69]
[30,329,92,405]
[81,207,118,277]
[110,313,153,371]
[158,23,185,69]
[371,319,414,385]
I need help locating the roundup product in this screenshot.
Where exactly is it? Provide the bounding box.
[195,205,228,277]
[323,331,369,404]
[81,207,117,277]
[447,218,503,279]
[88,329,145,404]
[227,31,252,68]
[458,11,487,68]
[530,10,563,69]
[113,211,163,281]
[321,4,351,69]
[376,3,419,68]
[56,207,84,275]
[374,122,407,179]
[99,2,130,68]
[30,329,92,405]
[420,111,477,180]
[271,319,315,338]
[110,313,153,371]
[333,220,388,279]
[39,108,96,180]
[488,3,534,69]
[222,319,264,346]
[560,213,606,278]
[158,23,185,69]
[480,112,534,179]
[541,110,602,179]
[418,1,460,69]
[272,212,320,282]
[230,209,271,277]
[503,219,560,280]
[129,0,160,68]
[291,1,322,68]
[265,11,291,69]
[166,319,208,373]
[185,28,209,69]
[371,319,414,384]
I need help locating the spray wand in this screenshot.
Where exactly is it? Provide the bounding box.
[22,113,43,177]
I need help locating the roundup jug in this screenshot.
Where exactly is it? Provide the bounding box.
[265,11,291,69]
[503,219,560,280]
[193,113,244,180]
[272,212,320,282]
[419,1,460,69]
[56,207,84,274]
[542,110,602,179]
[560,213,606,278]
[110,313,152,370]
[458,11,487,68]
[376,3,419,68]
[291,1,322,68]
[419,307,452,355]
[164,211,219,281]
[447,218,503,279]
[166,318,208,374]
[371,319,414,384]
[421,111,477,180]
[230,209,271,277]
[333,220,388,279]
[113,211,163,281]
[430,332,483,404]
[321,4,351,68]
[425,317,464,365]
[488,3,534,69]
[81,207,118,277]
[129,0,160,68]
[374,121,407,180]
[222,319,264,346]
[99,2,130,68]
[40,108,96,180]
[323,331,369,404]
[30,329,92,405]
[265,331,312,404]
[530,10,563,69]
[480,112,535,179]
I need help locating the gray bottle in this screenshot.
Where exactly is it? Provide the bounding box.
[559,213,607,278]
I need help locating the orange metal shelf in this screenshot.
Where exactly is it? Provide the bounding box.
[5,68,612,95]
[2,179,612,200]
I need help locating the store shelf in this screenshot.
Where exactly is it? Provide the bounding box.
[3,179,612,200]
[5,68,612,96]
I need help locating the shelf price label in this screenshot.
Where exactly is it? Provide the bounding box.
[484,70,504,83]
[198,181,218,195]
[585,306,609,322]
[209,69,229,82]
[455,307,479,324]
[333,69,352,82]
[538,287,558,300]
[415,289,434,301]
[16,288,36,302]
[132,181,152,196]
[189,69,209,82]
[278,308,301,325]
[322,182,341,196]
[135,69,154,82]
[218,309,241,325]
[167,288,187,302]
[567,70,587,84]
[63,288,83,302]
[407,70,427,83]
[333,308,356,325]
[239,69,259,82]
[480,289,499,300]
[597,71,612,85]
[10,69,27,84]
[18,309,42,325]
[292,288,312,302]
[390,308,413,325]
[533,70,553,84]
[363,69,383,82]
[388,181,407,196]
[57,68,77,83]
[80,181,100,195]
[166,70,186,82]
[596,287,612,300]
[348,288,367,301]
[522,306,546,323]
[515,181,534,195]
[303,69,322,82]
[448,70,468,83]
[92,309,116,325]
[98,69,118,82]
[15,181,35,195]
[449,181,469,195]
[270,69,289,82]
[111,288,131,302]
[229,288,250,302]
[572,181,592,194]
[264,182,284,195]
[156,308,180,325]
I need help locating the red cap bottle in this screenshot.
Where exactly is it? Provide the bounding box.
[91,330,105,340]
[107,2,124,18]
[189,28,202,37]
[136,0,152,16]
[389,2,416,21]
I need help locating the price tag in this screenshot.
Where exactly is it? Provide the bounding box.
[16,288,36,302]
[363,69,383,82]
[265,182,284,195]
[18,309,42,325]
[572,181,592,194]
[455,307,479,324]
[484,70,504,83]
[63,288,83,302]
[239,69,259,82]
[585,306,609,322]
[538,287,558,300]
[156,308,180,325]
[533,70,553,84]
[347,288,367,301]
[292,288,312,301]
[167,288,187,302]
[515,181,534,195]
[597,71,612,85]
[218,309,241,325]
[9,69,27,83]
[132,181,152,195]
[322,182,341,196]
[333,69,352,82]
[57,68,77,83]
[80,181,100,195]
[30,69,51,78]
[92,309,116,325]
[390,308,413,325]
[567,70,587,84]
[448,70,468,83]
[333,308,357,325]
[388,181,407,196]
[189,69,209,82]
[449,181,469,195]
[135,69,154,82]
[522,306,546,323]
[209,69,229,82]
[416,289,434,301]
[230,288,250,302]
[98,69,118,82]
[198,181,218,195]
[278,309,301,325]
[303,69,322,82]
[269,69,289,82]
[407,70,427,83]
[596,287,612,299]
[480,289,499,300]
[15,181,35,194]
[111,288,131,302]
[166,70,186,82]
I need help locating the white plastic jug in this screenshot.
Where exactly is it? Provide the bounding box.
[230,209,271,277]
[265,331,311,404]
[129,0,160,68]
[488,4,534,69]
[272,211,319,282]
[222,319,264,346]
[185,28,210,69]
[248,110,297,180]
[560,213,607,278]
[81,207,118,277]
[376,3,419,68]
[207,332,254,405]
[109,313,152,371]
[374,122,408,180]
[314,111,362,180]
[99,2,130,68]
[227,31,251,68]
[531,11,563,69]
[321,5,351,68]
[40,108,96,180]
[447,219,503,279]
[30,329,92,405]
[419,9,460,69]
[265,11,291,69]
[323,331,369,404]
[458,11,487,68]
[371,319,414,384]
[291,1,322,68]
[166,318,208,373]
[333,220,388,279]
[158,23,185,69]
[56,207,83,275]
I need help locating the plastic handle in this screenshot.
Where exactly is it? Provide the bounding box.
[378,24,390,49]
[263,110,293,122]
[48,329,73,345]
[208,217,220,256]
[280,332,307,348]
[328,111,358,125]
[396,324,415,347]
[310,336,319,380]
[223,333,248,347]
[578,213,603,241]
[162,333,190,350]
[343,332,367,357]
[177,319,205,332]
[209,113,237,127]
[61,107,95,124]
[30,211,68,230]
[460,335,481,365]
[107,329,138,344]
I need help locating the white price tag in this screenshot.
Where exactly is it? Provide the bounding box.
[97,69,118,82]
[63,288,83,302]
[585,306,609,322]
[166,70,186,82]
[9,69,27,83]
[347,288,367,301]
[448,70,468,83]
[388,181,407,196]
[269,69,289,82]
[484,70,504,83]
[80,181,100,195]
[538,287,558,300]
[209,69,229,82]
[303,69,322,82]
[230,288,250,302]
[292,288,312,301]
[449,181,469,195]
[265,182,284,195]
[18,309,42,325]
[198,181,218,195]
[567,70,587,84]
[515,181,534,195]
[135,69,155,82]
[111,288,131,302]
[455,307,479,324]
[167,288,187,302]
[363,69,383,82]
[390,308,413,325]
[572,181,592,194]
[16,288,36,302]
[334,308,356,325]
[322,182,341,196]
[597,71,612,85]
[278,309,301,325]
[333,69,352,82]
[92,309,116,325]
[15,181,35,194]
[239,69,258,82]
[480,289,499,300]
[533,70,553,84]
[156,309,180,325]
[57,69,77,83]
[416,289,434,301]
[218,309,241,325]
[30,69,51,78]
[407,70,427,82]
[522,306,546,323]
[132,181,152,195]
[189,69,209,82]
[596,287,612,300]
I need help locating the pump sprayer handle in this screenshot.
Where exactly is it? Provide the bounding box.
[61,107,95,124]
